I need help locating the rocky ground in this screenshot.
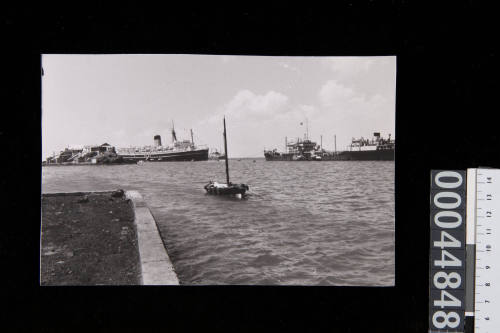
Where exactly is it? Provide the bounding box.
[40,191,141,285]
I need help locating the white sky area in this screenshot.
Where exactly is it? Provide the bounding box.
[42,54,396,159]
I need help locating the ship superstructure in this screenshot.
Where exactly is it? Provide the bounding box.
[264,137,323,161]
[116,126,209,162]
[333,132,394,161]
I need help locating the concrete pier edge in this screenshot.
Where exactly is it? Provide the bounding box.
[41,190,179,285]
[125,190,180,285]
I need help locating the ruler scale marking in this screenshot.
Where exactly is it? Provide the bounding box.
[474,168,500,333]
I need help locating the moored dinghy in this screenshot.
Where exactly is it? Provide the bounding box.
[204,117,249,196]
[204,181,249,195]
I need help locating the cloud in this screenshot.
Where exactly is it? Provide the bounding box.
[319,80,358,108]
[197,90,322,157]
[318,79,389,116]
[218,89,290,121]
[274,104,317,123]
[315,79,394,145]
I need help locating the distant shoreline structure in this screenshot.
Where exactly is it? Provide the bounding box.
[264,132,394,161]
[43,125,210,166]
[43,129,395,166]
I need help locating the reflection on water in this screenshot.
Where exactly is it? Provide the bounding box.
[42,159,395,285]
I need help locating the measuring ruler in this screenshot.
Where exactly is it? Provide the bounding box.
[469,168,500,333]
[429,169,500,333]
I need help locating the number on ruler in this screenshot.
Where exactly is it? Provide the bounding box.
[474,169,500,333]
[435,250,462,268]
[434,231,461,248]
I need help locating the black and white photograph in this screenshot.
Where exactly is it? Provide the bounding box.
[41,54,396,286]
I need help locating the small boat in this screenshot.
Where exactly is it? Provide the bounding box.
[204,117,249,196]
[204,181,249,195]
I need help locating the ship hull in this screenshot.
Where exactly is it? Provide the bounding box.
[265,149,394,161]
[118,148,209,163]
[264,152,294,161]
[326,149,394,161]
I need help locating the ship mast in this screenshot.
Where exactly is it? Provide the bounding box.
[190,129,194,145]
[306,118,309,140]
[171,120,177,143]
[223,117,230,185]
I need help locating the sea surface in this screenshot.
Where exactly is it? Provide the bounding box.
[42,159,395,286]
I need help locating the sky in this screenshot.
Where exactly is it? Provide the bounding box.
[42,54,396,159]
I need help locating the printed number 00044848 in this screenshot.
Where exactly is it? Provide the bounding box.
[430,171,465,331]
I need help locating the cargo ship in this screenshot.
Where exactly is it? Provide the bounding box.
[264,137,324,161]
[264,132,394,161]
[116,127,209,163]
[332,132,394,161]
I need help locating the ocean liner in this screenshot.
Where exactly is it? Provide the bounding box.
[116,126,209,163]
[264,132,394,161]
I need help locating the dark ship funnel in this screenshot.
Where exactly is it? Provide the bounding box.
[154,135,162,147]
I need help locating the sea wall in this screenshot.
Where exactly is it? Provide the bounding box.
[125,190,179,285]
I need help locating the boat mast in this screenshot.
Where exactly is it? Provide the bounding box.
[190,129,194,145]
[334,134,337,154]
[223,117,230,185]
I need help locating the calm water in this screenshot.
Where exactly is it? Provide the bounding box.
[42,159,395,286]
